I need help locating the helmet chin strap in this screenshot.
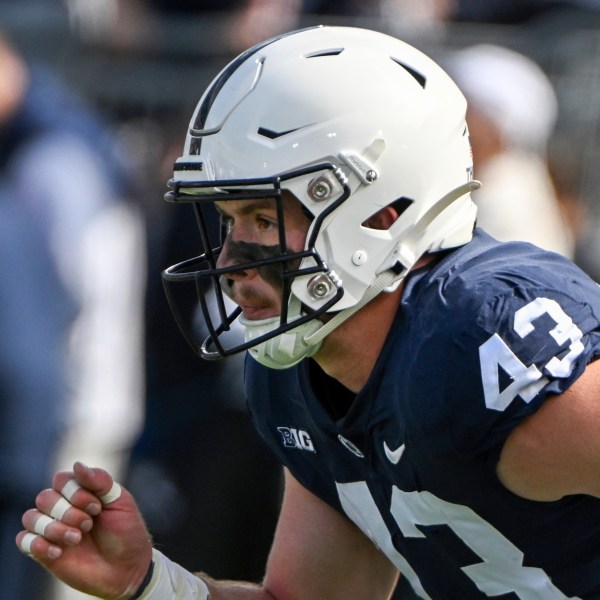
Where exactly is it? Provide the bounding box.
[303,269,399,346]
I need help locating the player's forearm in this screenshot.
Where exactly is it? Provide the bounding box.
[132,549,278,600]
[199,576,278,600]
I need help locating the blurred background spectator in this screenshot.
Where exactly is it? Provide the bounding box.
[0,33,74,598]
[0,178,74,600]
[445,43,576,257]
[0,30,145,600]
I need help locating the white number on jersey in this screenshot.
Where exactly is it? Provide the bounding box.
[479,297,584,411]
[337,481,578,599]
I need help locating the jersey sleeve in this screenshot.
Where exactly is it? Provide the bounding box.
[436,272,600,459]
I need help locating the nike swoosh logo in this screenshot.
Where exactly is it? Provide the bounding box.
[383,442,405,465]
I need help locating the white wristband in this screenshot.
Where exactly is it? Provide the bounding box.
[135,549,210,600]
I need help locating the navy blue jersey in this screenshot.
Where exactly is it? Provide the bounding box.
[245,229,600,599]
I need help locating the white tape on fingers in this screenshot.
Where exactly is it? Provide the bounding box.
[61,479,82,502]
[33,514,55,537]
[99,481,122,505]
[21,532,39,555]
[50,497,72,521]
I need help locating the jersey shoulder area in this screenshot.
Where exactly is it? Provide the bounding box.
[394,229,600,453]
[403,229,600,333]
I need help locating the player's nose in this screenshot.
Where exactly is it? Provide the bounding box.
[216,239,257,281]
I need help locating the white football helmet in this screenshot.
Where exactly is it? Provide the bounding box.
[163,25,479,368]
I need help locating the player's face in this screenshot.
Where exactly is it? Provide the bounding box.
[215,193,311,321]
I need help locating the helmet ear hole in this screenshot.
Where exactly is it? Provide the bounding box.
[362,197,414,231]
[390,197,415,217]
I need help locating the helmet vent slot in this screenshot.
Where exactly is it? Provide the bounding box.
[390,197,415,218]
[257,126,301,139]
[361,197,414,231]
[390,57,426,89]
[304,48,344,58]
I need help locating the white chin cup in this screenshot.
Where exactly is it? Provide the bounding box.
[238,314,324,369]
[236,270,401,369]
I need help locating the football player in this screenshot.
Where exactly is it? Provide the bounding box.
[17,26,600,599]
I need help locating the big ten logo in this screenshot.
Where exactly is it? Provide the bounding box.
[277,427,316,453]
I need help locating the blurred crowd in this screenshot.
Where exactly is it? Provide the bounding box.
[2,1,600,599]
